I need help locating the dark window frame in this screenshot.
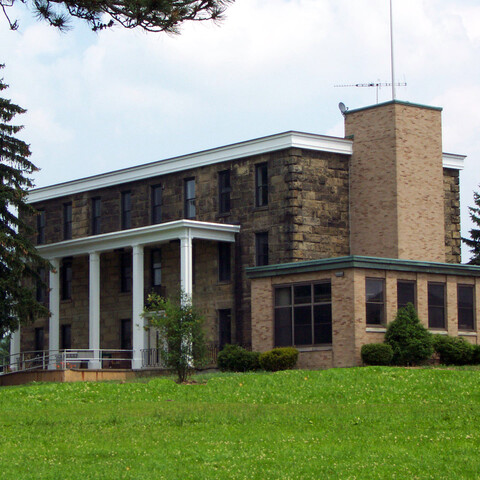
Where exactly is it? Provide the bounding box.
[120,319,132,350]
[120,252,132,293]
[151,184,162,224]
[184,178,196,219]
[61,324,72,350]
[63,202,72,240]
[37,210,45,245]
[255,162,268,207]
[218,242,231,282]
[365,278,386,326]
[218,309,232,350]
[458,284,475,331]
[255,232,269,267]
[428,282,446,329]
[121,191,132,230]
[151,248,162,287]
[91,197,101,235]
[34,327,44,352]
[274,281,332,347]
[36,267,47,303]
[397,280,416,310]
[61,258,73,301]
[218,170,231,215]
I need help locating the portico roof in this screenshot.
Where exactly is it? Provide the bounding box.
[37,219,240,259]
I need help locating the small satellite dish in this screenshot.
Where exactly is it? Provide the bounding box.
[338,102,348,115]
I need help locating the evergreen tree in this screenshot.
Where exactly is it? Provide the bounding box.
[462,187,480,265]
[0,65,50,336]
[1,0,232,33]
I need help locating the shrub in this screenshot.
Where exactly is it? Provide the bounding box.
[361,343,393,366]
[432,334,474,366]
[259,347,299,372]
[472,345,480,365]
[217,344,260,372]
[384,303,433,366]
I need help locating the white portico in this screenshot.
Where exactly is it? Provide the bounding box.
[22,220,240,369]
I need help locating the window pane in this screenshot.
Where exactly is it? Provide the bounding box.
[314,283,331,303]
[397,281,415,308]
[218,242,231,282]
[151,185,162,224]
[294,285,311,304]
[275,308,292,347]
[458,285,474,308]
[366,303,384,325]
[255,163,268,207]
[428,306,445,329]
[275,287,291,307]
[294,306,312,345]
[458,285,475,330]
[366,279,384,302]
[255,232,268,266]
[428,284,445,307]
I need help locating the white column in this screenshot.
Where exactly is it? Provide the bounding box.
[89,252,101,369]
[9,327,21,371]
[48,258,60,370]
[180,230,193,300]
[132,245,145,369]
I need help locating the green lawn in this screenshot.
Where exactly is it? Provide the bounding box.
[1,367,480,479]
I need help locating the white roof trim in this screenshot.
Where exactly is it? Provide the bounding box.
[27,131,353,203]
[36,220,240,259]
[442,153,466,170]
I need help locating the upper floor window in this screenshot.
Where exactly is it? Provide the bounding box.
[184,178,196,219]
[151,249,162,287]
[37,210,45,245]
[218,170,231,214]
[428,282,445,329]
[366,278,385,326]
[63,202,72,240]
[61,258,73,301]
[218,242,231,282]
[274,282,332,347]
[255,163,268,207]
[120,252,132,293]
[121,191,132,230]
[458,284,475,331]
[91,197,101,235]
[36,267,47,303]
[397,280,416,310]
[151,185,162,224]
[255,232,268,266]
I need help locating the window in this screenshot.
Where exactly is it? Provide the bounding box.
[255,232,268,266]
[120,319,132,350]
[151,185,162,224]
[255,163,268,207]
[37,210,45,245]
[61,258,73,301]
[365,278,385,325]
[397,280,416,310]
[184,178,196,219]
[36,267,47,303]
[63,202,72,240]
[34,327,44,352]
[91,197,101,235]
[218,309,232,350]
[428,283,446,329]
[121,191,131,230]
[274,282,332,347]
[218,170,231,214]
[151,249,162,287]
[120,252,132,293]
[458,285,475,331]
[218,242,231,282]
[61,324,72,350]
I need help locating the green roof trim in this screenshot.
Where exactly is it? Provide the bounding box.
[246,255,480,279]
[344,100,442,115]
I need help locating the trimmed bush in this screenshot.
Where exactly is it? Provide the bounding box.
[472,345,480,365]
[217,344,260,372]
[384,303,433,366]
[361,343,393,366]
[432,334,474,366]
[259,347,299,372]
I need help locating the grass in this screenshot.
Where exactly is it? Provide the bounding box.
[1,367,480,479]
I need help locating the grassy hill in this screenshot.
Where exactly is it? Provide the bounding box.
[1,367,480,479]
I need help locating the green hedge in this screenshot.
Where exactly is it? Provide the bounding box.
[259,347,299,372]
[217,344,260,372]
[361,343,393,366]
[432,335,476,366]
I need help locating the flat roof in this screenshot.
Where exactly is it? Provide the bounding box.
[345,99,443,115]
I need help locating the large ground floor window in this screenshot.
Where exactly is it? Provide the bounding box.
[274,281,332,347]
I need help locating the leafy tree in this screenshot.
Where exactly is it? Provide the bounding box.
[143,291,206,383]
[0,65,50,337]
[462,186,480,265]
[1,0,232,32]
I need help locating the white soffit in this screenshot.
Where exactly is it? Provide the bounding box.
[442,153,466,170]
[28,131,353,203]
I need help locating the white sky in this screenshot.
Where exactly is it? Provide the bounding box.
[1,0,479,261]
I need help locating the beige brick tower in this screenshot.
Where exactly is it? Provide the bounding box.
[345,100,445,262]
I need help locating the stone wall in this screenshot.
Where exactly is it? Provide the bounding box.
[443,168,461,263]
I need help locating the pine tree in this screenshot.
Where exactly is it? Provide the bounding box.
[462,187,480,265]
[0,65,50,336]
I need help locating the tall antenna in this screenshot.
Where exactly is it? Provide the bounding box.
[334,82,407,104]
[390,0,396,100]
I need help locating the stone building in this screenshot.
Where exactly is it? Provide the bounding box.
[11,99,480,370]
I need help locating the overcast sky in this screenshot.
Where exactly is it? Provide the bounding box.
[1,0,479,261]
